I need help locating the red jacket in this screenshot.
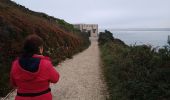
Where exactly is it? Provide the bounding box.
[10,54,60,100]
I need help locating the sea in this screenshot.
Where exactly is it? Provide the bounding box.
[110,31,170,48]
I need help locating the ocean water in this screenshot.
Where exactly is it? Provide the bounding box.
[111,31,170,47]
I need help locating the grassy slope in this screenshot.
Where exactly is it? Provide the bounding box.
[99,30,170,100]
[0,0,90,96]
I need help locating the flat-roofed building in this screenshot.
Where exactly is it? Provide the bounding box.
[73,24,98,37]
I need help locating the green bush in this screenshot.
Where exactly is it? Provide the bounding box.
[99,30,170,100]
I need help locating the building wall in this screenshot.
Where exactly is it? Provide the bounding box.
[73,24,98,37]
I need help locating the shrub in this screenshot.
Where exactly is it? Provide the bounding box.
[99,30,170,100]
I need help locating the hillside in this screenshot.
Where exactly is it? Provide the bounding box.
[0,0,90,96]
[99,30,170,100]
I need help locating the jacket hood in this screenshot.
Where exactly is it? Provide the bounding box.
[17,55,41,81]
[19,57,40,72]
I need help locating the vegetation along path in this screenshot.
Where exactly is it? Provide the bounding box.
[6,37,108,100]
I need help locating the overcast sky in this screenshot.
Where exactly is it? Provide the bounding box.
[12,0,170,29]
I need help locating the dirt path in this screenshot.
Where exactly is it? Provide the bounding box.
[51,37,108,100]
[5,37,108,100]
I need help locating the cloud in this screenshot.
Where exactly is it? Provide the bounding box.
[12,0,170,29]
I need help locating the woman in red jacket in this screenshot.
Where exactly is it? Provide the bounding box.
[10,34,60,100]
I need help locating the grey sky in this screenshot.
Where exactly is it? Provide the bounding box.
[12,0,170,29]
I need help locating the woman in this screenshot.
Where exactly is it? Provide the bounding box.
[10,34,60,100]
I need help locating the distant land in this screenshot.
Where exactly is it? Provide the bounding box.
[99,28,170,32]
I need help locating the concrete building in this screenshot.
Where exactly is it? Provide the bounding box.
[73,24,98,37]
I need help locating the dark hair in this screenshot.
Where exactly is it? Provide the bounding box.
[22,34,43,57]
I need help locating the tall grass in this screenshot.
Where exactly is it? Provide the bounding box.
[99,30,170,100]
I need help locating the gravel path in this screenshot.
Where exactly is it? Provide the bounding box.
[51,37,108,100]
[5,37,108,100]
